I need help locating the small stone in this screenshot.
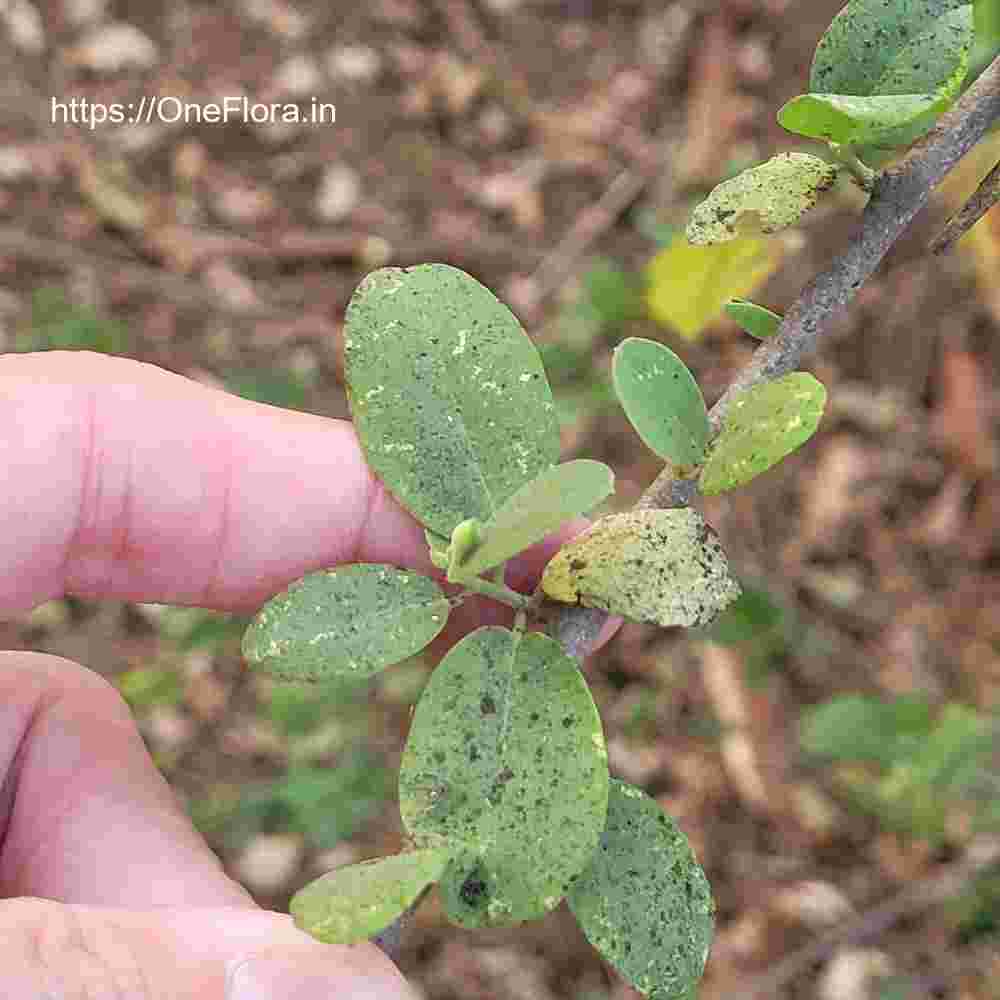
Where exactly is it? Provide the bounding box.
[477,104,513,145]
[326,44,381,84]
[145,706,195,753]
[819,950,894,1000]
[772,881,854,929]
[272,53,323,99]
[0,147,33,182]
[213,184,275,225]
[1,0,44,53]
[235,833,305,895]
[314,163,360,221]
[64,0,109,28]
[72,21,159,72]
[240,0,307,39]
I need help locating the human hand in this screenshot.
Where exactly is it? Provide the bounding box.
[0,351,613,998]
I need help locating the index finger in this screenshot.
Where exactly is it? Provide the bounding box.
[0,351,428,615]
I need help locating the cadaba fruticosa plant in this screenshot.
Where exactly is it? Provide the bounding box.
[240,1,991,994]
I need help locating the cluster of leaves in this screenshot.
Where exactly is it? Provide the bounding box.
[237,252,833,996]
[801,694,999,841]
[647,0,989,344]
[690,0,976,251]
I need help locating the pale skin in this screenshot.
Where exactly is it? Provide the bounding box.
[0,351,616,999]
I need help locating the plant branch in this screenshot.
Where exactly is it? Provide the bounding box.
[930,157,1000,254]
[708,53,1000,435]
[638,54,1000,510]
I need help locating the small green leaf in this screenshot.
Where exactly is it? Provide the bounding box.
[291,846,449,944]
[541,510,741,628]
[686,153,840,245]
[568,780,715,1000]
[810,1,972,99]
[242,565,450,681]
[778,92,945,146]
[454,460,615,578]
[345,265,560,538]
[644,232,784,341]
[724,299,782,339]
[612,338,709,466]
[447,518,484,578]
[699,373,827,495]
[398,626,609,928]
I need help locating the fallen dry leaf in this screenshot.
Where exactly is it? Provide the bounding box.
[931,347,997,477]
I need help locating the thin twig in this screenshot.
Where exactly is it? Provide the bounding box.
[737,840,1000,999]
[930,158,1000,254]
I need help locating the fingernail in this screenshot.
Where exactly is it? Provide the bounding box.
[227,952,415,1000]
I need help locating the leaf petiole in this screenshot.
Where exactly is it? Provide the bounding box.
[453,573,532,610]
[828,143,875,191]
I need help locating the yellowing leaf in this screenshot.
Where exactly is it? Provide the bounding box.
[541,509,741,628]
[686,153,839,245]
[644,233,783,342]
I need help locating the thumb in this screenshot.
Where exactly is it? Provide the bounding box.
[0,897,417,999]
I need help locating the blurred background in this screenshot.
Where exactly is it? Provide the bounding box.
[1,1,999,997]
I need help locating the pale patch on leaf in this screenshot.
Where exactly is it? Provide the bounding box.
[699,373,827,495]
[567,780,715,1000]
[541,509,741,628]
[645,232,784,342]
[242,565,450,681]
[686,153,839,245]
[291,846,448,944]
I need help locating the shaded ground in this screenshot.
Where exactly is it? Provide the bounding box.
[1,1,999,998]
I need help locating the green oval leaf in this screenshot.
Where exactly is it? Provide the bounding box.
[811,1,972,99]
[242,565,450,681]
[724,299,782,339]
[345,265,560,537]
[541,510,741,628]
[568,780,715,1000]
[454,460,615,578]
[291,846,448,944]
[686,153,839,245]
[778,92,945,146]
[699,372,827,496]
[612,338,709,466]
[398,626,609,928]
